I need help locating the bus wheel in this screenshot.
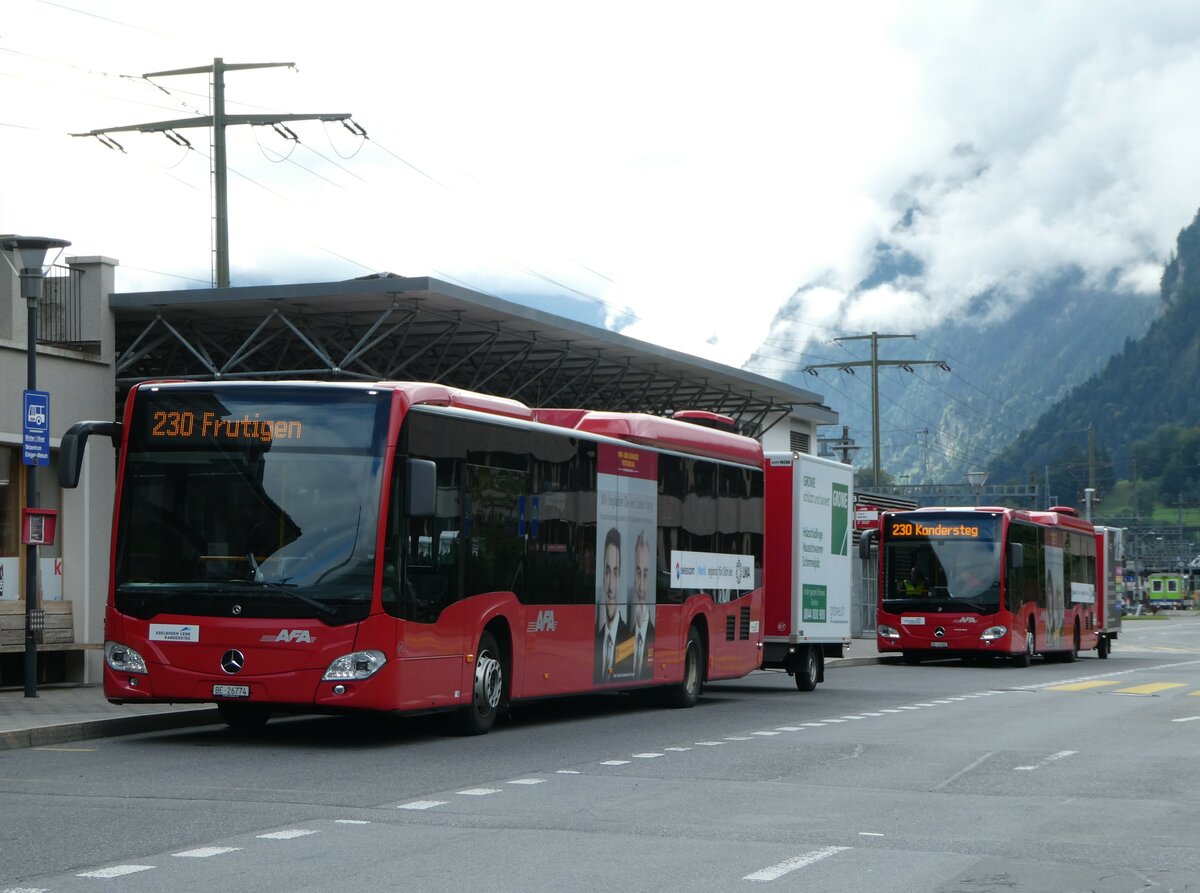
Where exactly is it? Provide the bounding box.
[1098,635,1110,659]
[217,702,270,730]
[795,646,820,692]
[667,627,704,708]
[1011,623,1035,668]
[1064,623,1080,662]
[455,630,504,736]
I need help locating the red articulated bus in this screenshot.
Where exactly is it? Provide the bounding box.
[872,505,1099,666]
[59,380,768,733]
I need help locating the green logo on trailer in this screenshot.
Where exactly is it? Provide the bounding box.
[831,482,849,556]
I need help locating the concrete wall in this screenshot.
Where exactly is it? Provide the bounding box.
[0,252,117,682]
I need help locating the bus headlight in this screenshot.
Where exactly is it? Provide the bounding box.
[104,640,148,674]
[877,624,900,640]
[979,625,1008,641]
[323,650,387,681]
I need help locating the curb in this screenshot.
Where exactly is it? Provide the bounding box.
[0,706,221,752]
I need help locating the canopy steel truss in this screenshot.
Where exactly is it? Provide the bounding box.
[111,275,835,439]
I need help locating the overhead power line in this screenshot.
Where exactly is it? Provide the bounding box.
[71,57,360,288]
[803,332,949,487]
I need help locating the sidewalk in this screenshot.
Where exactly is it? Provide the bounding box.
[0,638,886,751]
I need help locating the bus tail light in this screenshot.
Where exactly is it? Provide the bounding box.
[323,650,387,681]
[979,625,1008,641]
[104,640,148,674]
[877,624,900,640]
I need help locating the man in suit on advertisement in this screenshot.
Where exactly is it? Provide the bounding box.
[595,526,631,682]
[630,530,655,680]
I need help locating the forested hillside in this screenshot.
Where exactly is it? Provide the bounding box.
[991,207,1200,495]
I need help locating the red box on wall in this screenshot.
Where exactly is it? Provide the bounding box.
[21,508,58,546]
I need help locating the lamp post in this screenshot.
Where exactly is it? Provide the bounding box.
[2,235,70,698]
[965,470,989,507]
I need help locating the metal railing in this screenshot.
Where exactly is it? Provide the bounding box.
[37,264,98,352]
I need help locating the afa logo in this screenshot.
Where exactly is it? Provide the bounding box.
[261,629,315,644]
[527,610,557,633]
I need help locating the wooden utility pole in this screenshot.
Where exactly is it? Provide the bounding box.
[804,332,948,487]
[74,58,357,287]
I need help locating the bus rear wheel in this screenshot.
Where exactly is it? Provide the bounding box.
[666,627,703,708]
[454,630,504,736]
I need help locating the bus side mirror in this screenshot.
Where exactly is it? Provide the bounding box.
[406,458,437,517]
[1008,542,1024,569]
[58,421,121,489]
[858,528,876,561]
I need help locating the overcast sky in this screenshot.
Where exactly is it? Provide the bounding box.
[4,0,1199,372]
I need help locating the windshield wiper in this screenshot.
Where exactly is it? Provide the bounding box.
[224,577,339,617]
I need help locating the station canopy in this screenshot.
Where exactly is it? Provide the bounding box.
[111,274,835,439]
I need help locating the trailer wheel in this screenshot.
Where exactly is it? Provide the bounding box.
[795,646,820,692]
[454,630,504,735]
[1098,635,1110,659]
[666,627,704,708]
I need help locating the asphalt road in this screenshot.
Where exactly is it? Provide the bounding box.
[3,617,1199,892]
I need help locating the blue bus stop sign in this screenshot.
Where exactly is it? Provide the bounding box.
[23,389,49,466]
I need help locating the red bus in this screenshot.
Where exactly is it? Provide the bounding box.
[871,506,1099,665]
[59,380,766,733]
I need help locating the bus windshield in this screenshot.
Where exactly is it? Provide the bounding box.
[114,386,389,623]
[882,514,1002,613]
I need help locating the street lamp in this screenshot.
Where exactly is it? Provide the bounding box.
[2,235,70,698]
[965,470,989,507]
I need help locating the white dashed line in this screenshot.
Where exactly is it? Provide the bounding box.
[1172,716,1200,723]
[775,726,804,731]
[335,820,372,824]
[665,746,692,751]
[173,846,241,858]
[633,752,664,758]
[726,736,753,741]
[819,719,847,723]
[258,829,319,840]
[508,778,546,784]
[557,769,581,774]
[397,800,448,810]
[77,866,154,879]
[752,731,780,736]
[1015,750,1077,771]
[744,846,851,881]
[695,741,724,746]
[458,788,501,795]
[601,760,631,765]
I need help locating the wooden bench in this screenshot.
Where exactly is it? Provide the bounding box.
[0,600,100,654]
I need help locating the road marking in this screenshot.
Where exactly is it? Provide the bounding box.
[33,746,95,752]
[1045,681,1119,691]
[1117,683,1187,695]
[633,752,665,757]
[600,760,631,765]
[858,832,884,837]
[819,718,847,723]
[665,746,691,751]
[557,769,581,774]
[752,731,781,736]
[743,846,851,881]
[77,865,154,878]
[458,788,501,795]
[258,829,318,839]
[508,778,546,784]
[695,741,724,746]
[1171,716,1200,723]
[335,820,371,824]
[726,736,753,741]
[839,715,866,720]
[3,887,49,892]
[173,846,242,858]
[1015,750,1077,771]
[397,800,448,810]
[775,726,804,731]
[934,751,996,790]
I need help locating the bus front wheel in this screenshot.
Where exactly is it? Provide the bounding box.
[454,630,504,735]
[1011,624,1035,668]
[217,702,270,730]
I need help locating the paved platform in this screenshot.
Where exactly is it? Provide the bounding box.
[0,639,886,751]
